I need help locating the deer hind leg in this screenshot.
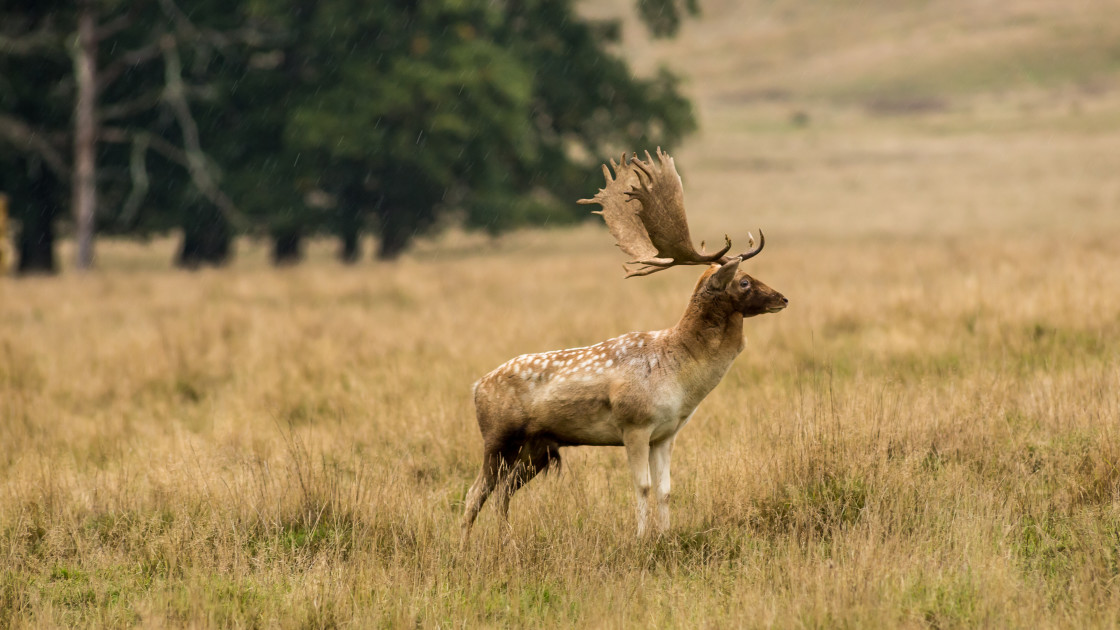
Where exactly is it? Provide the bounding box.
[496,439,561,526]
[460,448,503,550]
[649,437,674,534]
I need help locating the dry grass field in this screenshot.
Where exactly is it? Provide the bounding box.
[3,0,1120,627]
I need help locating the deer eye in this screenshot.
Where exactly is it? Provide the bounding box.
[739,279,751,290]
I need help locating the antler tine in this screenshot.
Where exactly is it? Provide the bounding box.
[630,151,663,188]
[737,229,765,261]
[635,159,651,180]
[613,152,627,173]
[623,252,684,277]
[579,152,628,206]
[624,265,666,278]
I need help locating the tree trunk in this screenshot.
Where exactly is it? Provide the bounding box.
[337,202,363,263]
[375,208,411,260]
[71,1,98,270]
[16,183,59,274]
[17,217,56,274]
[271,229,303,265]
[340,229,360,263]
[176,205,232,269]
[0,194,9,274]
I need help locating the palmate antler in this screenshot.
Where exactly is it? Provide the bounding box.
[578,148,764,277]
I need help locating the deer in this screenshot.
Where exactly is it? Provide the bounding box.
[460,148,787,547]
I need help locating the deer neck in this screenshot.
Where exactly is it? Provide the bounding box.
[669,294,744,367]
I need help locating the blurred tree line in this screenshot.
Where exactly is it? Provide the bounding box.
[0,0,697,273]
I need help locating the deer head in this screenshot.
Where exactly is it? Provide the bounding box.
[700,257,789,320]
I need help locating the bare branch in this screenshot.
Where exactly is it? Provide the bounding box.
[0,114,70,177]
[98,40,164,91]
[95,7,139,41]
[102,126,185,164]
[99,90,163,121]
[103,124,248,230]
[157,0,233,48]
[117,134,150,228]
[0,25,62,57]
[159,35,245,226]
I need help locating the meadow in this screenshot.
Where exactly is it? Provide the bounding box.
[3,0,1120,627]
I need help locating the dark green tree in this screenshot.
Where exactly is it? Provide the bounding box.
[637,0,701,38]
[0,0,72,273]
[263,0,697,261]
[2,0,698,269]
[0,0,268,272]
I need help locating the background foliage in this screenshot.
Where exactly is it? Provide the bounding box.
[0,0,695,271]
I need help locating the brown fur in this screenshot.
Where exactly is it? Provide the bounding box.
[461,258,787,547]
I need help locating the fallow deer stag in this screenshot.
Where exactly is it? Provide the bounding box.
[461,148,787,546]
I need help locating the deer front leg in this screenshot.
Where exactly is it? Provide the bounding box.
[622,428,654,537]
[649,437,674,534]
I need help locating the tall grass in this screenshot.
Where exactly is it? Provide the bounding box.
[4,0,1120,624]
[2,228,1117,627]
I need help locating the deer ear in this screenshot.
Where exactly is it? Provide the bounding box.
[708,257,741,291]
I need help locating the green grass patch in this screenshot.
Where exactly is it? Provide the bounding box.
[753,472,870,541]
[902,569,981,628]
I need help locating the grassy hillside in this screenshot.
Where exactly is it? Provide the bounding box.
[3,0,1119,627]
[600,0,1120,104]
[587,0,1120,239]
[3,230,1118,627]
